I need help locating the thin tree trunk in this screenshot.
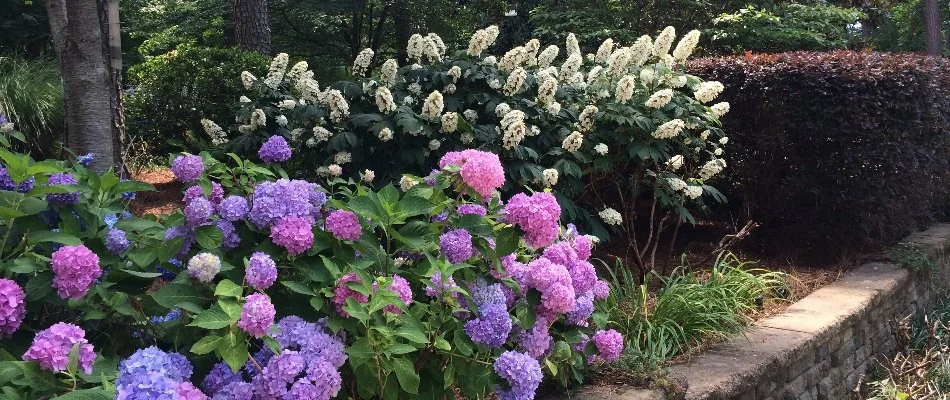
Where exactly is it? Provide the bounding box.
[392,0,411,64]
[46,0,116,172]
[103,0,126,173]
[924,0,942,55]
[232,0,272,54]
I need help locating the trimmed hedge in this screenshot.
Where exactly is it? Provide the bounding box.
[688,51,950,258]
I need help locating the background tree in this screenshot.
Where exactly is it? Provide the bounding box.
[924,0,943,54]
[233,0,271,53]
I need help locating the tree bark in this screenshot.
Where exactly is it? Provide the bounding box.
[45,0,117,172]
[232,0,272,54]
[924,0,942,55]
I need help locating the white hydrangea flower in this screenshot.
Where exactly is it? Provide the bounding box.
[639,68,656,86]
[447,66,462,81]
[241,71,257,90]
[238,124,254,134]
[503,122,527,150]
[562,131,584,153]
[542,168,559,187]
[352,48,375,76]
[362,169,375,183]
[699,159,726,179]
[667,155,684,170]
[566,33,581,57]
[545,101,561,116]
[276,115,288,127]
[488,78,503,90]
[504,67,527,96]
[499,46,528,72]
[525,39,541,64]
[297,77,320,103]
[422,35,444,63]
[380,59,399,87]
[407,34,426,63]
[586,66,604,85]
[694,81,724,104]
[594,143,608,155]
[560,55,582,83]
[500,110,525,129]
[495,103,511,117]
[537,76,558,106]
[673,30,701,61]
[712,102,730,118]
[615,75,637,104]
[684,186,703,199]
[538,45,559,68]
[427,33,447,57]
[441,112,459,133]
[286,61,309,84]
[328,90,349,123]
[375,87,396,113]
[444,83,457,94]
[595,38,615,63]
[463,109,479,122]
[239,95,252,103]
[460,132,474,144]
[714,148,723,156]
[428,139,441,150]
[607,47,633,77]
[334,151,352,165]
[277,100,297,110]
[378,127,394,142]
[313,126,332,143]
[630,35,654,66]
[421,91,444,121]
[316,166,329,176]
[652,119,685,139]
[328,164,343,177]
[264,53,289,89]
[578,105,598,132]
[394,257,407,268]
[467,25,500,57]
[402,96,416,106]
[700,130,711,141]
[529,125,541,136]
[399,176,419,191]
[201,119,228,146]
[645,89,675,108]
[482,56,498,66]
[654,26,676,56]
[250,109,266,128]
[599,208,623,225]
[719,136,729,145]
[667,177,687,191]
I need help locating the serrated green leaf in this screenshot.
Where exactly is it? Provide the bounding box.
[392,357,420,394]
[189,306,234,329]
[29,230,81,245]
[214,279,242,298]
[191,335,223,355]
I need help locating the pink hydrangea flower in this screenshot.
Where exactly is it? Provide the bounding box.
[0,279,26,337]
[50,245,102,300]
[238,293,276,338]
[22,322,96,374]
[332,273,369,317]
[503,192,561,249]
[326,210,361,241]
[438,150,505,199]
[270,215,314,256]
[373,275,412,314]
[593,329,624,362]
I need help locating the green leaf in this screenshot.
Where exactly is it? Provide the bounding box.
[281,281,313,296]
[195,224,224,249]
[377,185,400,209]
[219,300,243,320]
[385,343,417,356]
[191,335,223,355]
[118,269,163,279]
[494,226,520,257]
[214,279,242,298]
[151,283,204,309]
[395,326,428,344]
[189,306,235,330]
[52,389,114,400]
[345,338,374,368]
[24,272,53,301]
[392,357,420,394]
[309,297,323,312]
[220,331,249,372]
[66,342,81,375]
[28,230,82,245]
[545,358,559,376]
[347,195,381,219]
[395,196,433,218]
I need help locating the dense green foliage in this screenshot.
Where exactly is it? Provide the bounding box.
[709,4,866,54]
[873,0,950,54]
[125,46,269,155]
[688,51,950,259]
[0,56,64,158]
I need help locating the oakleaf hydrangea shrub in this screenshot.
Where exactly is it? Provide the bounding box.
[212,26,733,272]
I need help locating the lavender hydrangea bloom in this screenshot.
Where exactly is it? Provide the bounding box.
[258,135,292,163]
[115,346,194,400]
[187,252,221,283]
[0,167,34,193]
[424,272,458,299]
[216,219,241,250]
[176,382,207,399]
[183,182,225,206]
[46,173,80,204]
[238,293,276,338]
[103,213,119,228]
[289,360,343,400]
[251,350,306,398]
[273,316,347,368]
[517,318,553,359]
[171,154,204,183]
[373,275,412,314]
[76,153,94,166]
[165,225,196,258]
[567,260,597,295]
[494,351,542,400]
[464,302,511,348]
[432,210,449,222]
[50,245,102,299]
[270,215,314,256]
[440,229,473,264]
[526,257,575,313]
[332,273,368,317]
[457,204,487,216]
[219,195,249,221]
[592,280,610,300]
[566,292,594,326]
[593,329,624,362]
[246,252,278,291]
[248,179,319,229]
[185,197,214,226]
[325,210,361,241]
[150,308,182,324]
[0,279,26,337]
[22,322,95,374]
[214,382,254,400]
[105,228,130,254]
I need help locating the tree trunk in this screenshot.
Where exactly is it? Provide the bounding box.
[232,0,272,54]
[45,0,117,172]
[924,0,942,55]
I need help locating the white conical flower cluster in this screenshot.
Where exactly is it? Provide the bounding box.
[468,26,500,57]
[595,39,615,63]
[615,75,637,104]
[711,102,730,118]
[652,119,685,139]
[504,68,527,96]
[537,76,558,106]
[241,71,257,90]
[560,55,582,83]
[645,89,674,109]
[380,59,399,87]
[501,110,527,149]
[421,91,444,121]
[201,119,228,145]
[566,33,581,57]
[264,53,289,89]
[694,81,724,104]
[352,48,375,76]
[375,87,396,113]
[673,30,701,62]
[542,168,559,187]
[562,131,583,153]
[654,26,676,57]
[328,89,349,123]
[538,45,559,68]
[578,105,598,132]
[441,112,458,133]
[699,159,726,179]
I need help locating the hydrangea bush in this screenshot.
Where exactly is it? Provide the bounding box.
[0,122,623,399]
[209,26,732,273]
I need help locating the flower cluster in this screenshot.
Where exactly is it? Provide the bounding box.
[238,293,276,338]
[504,192,561,249]
[50,244,102,299]
[23,323,96,374]
[171,154,204,183]
[438,150,505,199]
[494,351,543,400]
[246,252,278,290]
[464,282,512,348]
[0,279,25,337]
[46,173,80,204]
[115,347,197,399]
[187,252,221,283]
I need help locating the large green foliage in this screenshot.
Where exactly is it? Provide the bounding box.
[125,45,268,155]
[709,4,866,54]
[872,0,950,54]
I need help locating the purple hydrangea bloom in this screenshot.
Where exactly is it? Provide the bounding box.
[251,350,305,398]
[566,292,594,326]
[171,154,204,183]
[0,279,26,337]
[332,273,368,317]
[0,167,34,193]
[273,316,347,369]
[165,225,196,259]
[50,245,102,299]
[46,173,80,204]
[517,318,553,359]
[105,228,130,254]
[440,229,473,264]
[574,235,593,260]
[176,382,207,399]
[214,382,254,400]
[495,255,530,287]
[325,210,361,241]
[258,135,292,163]
[216,219,241,250]
[593,280,610,300]
[248,179,319,229]
[373,275,412,314]
[526,258,575,313]
[567,260,597,295]
[238,293,276,338]
[543,241,577,267]
[503,192,561,249]
[432,210,449,222]
[457,204,487,217]
[593,329,624,362]
[494,351,542,400]
[219,195,249,221]
[22,323,95,374]
[115,346,194,400]
[183,182,225,206]
[185,197,214,226]
[287,360,342,400]
[187,252,221,283]
[425,272,458,299]
[246,252,278,291]
[464,302,511,348]
[270,215,314,256]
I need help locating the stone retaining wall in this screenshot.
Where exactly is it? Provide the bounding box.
[546,223,950,400]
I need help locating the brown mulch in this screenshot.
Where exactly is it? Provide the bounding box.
[128,167,182,217]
